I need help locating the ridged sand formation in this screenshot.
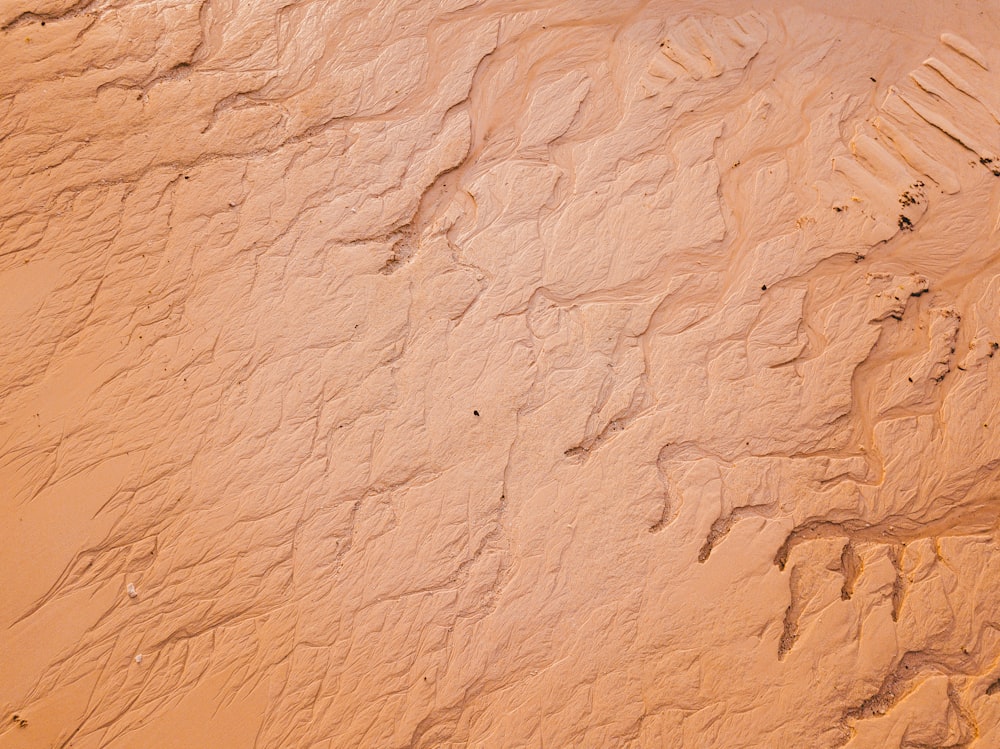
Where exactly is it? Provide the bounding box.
[2,1,1000,747]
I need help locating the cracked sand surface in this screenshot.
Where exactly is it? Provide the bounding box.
[2,1,1000,746]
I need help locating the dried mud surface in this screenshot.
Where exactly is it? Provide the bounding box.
[3,1,1000,747]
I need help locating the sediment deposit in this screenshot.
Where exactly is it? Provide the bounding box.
[3,1,1000,746]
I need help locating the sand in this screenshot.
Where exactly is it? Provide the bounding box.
[2,1,1000,746]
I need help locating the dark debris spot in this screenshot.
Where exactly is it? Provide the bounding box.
[473,410,479,416]
[870,76,876,82]
[761,284,767,291]
[898,215,914,231]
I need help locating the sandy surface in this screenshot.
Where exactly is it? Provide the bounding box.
[3,1,1000,746]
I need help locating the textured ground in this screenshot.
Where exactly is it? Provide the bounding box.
[3,1,1000,747]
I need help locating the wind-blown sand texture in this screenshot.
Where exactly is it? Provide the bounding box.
[3,1,1000,747]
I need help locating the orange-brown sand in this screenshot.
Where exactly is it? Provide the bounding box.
[3,1,1000,746]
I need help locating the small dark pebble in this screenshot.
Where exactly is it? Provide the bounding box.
[473,410,479,416]
[761,284,767,291]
